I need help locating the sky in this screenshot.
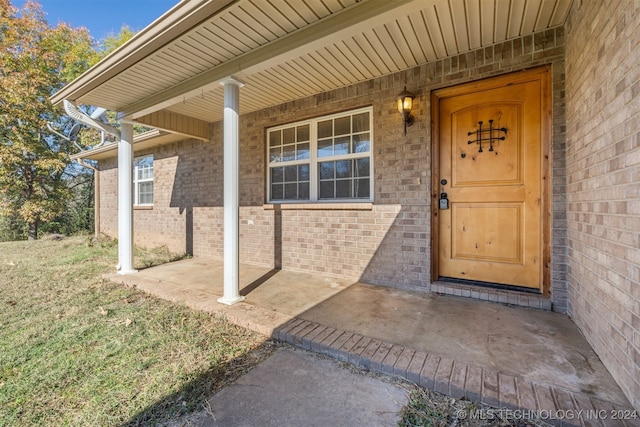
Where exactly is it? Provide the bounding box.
[16,0,179,39]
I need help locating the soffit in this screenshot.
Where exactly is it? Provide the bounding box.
[69,0,573,124]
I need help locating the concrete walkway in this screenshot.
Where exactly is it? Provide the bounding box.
[110,259,637,426]
[202,347,408,426]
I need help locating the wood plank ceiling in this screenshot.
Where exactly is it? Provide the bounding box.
[75,0,573,124]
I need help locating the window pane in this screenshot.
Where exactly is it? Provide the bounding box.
[319,161,334,180]
[269,130,281,147]
[135,156,153,180]
[271,167,284,183]
[297,124,310,142]
[298,164,309,181]
[319,181,334,199]
[138,182,153,204]
[298,182,309,199]
[317,139,333,157]
[139,193,153,205]
[356,158,370,177]
[352,112,370,133]
[139,181,153,193]
[335,160,352,178]
[334,136,350,155]
[355,178,370,198]
[282,127,295,144]
[284,183,297,199]
[318,120,333,138]
[353,133,370,153]
[282,144,296,161]
[269,147,281,162]
[135,156,153,168]
[335,179,352,198]
[284,165,297,182]
[334,116,350,135]
[271,184,283,200]
[297,143,309,160]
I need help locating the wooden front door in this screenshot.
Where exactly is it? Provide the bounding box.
[433,68,550,291]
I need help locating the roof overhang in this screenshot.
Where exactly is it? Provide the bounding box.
[51,0,236,107]
[53,0,573,135]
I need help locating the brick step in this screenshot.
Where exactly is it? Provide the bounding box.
[273,318,637,427]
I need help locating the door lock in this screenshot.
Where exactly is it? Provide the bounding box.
[439,192,449,210]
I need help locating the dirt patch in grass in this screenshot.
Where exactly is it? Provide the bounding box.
[0,236,273,426]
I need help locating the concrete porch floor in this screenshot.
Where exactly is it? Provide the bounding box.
[109,258,637,421]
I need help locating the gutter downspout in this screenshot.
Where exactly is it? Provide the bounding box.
[59,99,134,274]
[48,102,113,240]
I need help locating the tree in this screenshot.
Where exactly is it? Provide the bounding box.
[39,169,94,236]
[91,25,136,65]
[0,0,94,239]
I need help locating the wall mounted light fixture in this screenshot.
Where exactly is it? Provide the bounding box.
[396,86,415,136]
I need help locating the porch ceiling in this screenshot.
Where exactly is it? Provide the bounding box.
[53,0,572,125]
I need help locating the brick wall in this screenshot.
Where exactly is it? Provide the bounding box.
[98,28,567,304]
[565,0,640,409]
[100,137,227,256]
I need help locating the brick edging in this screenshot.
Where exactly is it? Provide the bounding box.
[274,318,636,427]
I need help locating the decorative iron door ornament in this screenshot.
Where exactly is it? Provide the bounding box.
[467,119,507,153]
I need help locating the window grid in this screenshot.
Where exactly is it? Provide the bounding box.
[267,107,372,203]
[134,155,154,206]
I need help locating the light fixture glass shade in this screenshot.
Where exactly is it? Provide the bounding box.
[396,87,415,115]
[397,96,413,114]
[396,86,415,136]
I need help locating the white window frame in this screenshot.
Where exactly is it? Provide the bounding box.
[267,106,374,203]
[133,155,154,206]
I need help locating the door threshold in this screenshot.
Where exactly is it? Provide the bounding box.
[431,279,552,311]
[439,277,541,294]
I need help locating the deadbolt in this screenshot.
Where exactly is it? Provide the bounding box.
[440,179,447,186]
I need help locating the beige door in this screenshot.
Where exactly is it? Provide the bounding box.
[434,68,549,290]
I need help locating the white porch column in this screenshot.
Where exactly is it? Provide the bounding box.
[117,122,136,275]
[218,77,245,305]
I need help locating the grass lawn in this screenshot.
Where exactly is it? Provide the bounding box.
[0,235,548,427]
[0,235,273,426]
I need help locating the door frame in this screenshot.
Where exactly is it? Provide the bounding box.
[430,66,552,295]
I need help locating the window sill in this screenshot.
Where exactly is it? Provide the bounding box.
[263,202,373,211]
[134,205,153,210]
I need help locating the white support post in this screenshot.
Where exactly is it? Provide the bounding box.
[117,122,137,275]
[218,77,245,305]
